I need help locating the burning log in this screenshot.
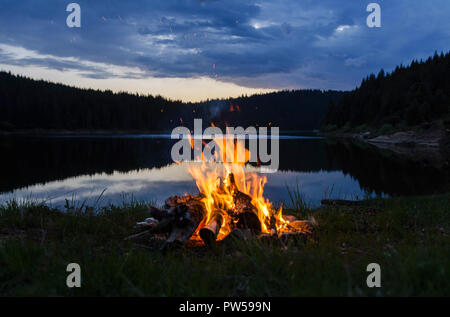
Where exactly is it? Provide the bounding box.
[163,199,207,247]
[126,197,209,248]
[226,173,262,232]
[233,191,258,214]
[147,217,173,234]
[287,220,313,234]
[221,228,253,245]
[165,221,197,246]
[148,205,168,221]
[236,211,261,232]
[164,194,204,209]
[282,215,297,222]
[199,213,223,246]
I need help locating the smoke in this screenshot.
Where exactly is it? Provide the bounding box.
[205,99,227,121]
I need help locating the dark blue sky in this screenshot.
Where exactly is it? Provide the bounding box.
[0,0,449,101]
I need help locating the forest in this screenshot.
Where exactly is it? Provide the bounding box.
[5,52,447,134]
[322,51,450,132]
[0,71,343,132]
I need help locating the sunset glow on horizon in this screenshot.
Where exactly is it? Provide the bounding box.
[0,63,276,102]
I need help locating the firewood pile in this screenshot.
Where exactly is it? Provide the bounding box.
[128,173,313,249]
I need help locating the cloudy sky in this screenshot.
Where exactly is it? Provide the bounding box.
[0,0,449,101]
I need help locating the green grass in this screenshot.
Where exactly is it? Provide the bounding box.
[0,194,449,296]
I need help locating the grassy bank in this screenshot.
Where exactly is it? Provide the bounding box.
[0,194,449,296]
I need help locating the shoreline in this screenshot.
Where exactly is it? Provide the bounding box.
[321,122,449,150]
[321,123,450,169]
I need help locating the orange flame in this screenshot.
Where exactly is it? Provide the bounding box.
[186,136,288,240]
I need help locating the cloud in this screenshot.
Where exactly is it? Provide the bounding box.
[0,0,449,95]
[344,57,366,68]
[0,43,147,79]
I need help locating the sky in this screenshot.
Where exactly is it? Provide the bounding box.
[0,0,449,102]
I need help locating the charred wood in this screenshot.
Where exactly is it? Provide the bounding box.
[199,214,223,247]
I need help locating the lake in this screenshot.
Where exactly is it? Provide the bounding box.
[0,134,448,209]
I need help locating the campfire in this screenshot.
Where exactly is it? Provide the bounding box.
[132,136,312,247]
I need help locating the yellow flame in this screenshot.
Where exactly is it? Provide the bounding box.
[186,136,287,240]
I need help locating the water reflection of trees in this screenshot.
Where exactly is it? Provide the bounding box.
[322,139,449,196]
[0,136,175,193]
[0,136,448,196]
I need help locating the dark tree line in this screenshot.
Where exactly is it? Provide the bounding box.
[0,72,184,131]
[0,71,343,132]
[322,51,450,131]
[209,90,343,131]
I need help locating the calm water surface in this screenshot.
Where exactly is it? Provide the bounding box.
[0,135,448,208]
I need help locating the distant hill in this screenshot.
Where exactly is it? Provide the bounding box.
[322,51,450,133]
[0,71,343,132]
